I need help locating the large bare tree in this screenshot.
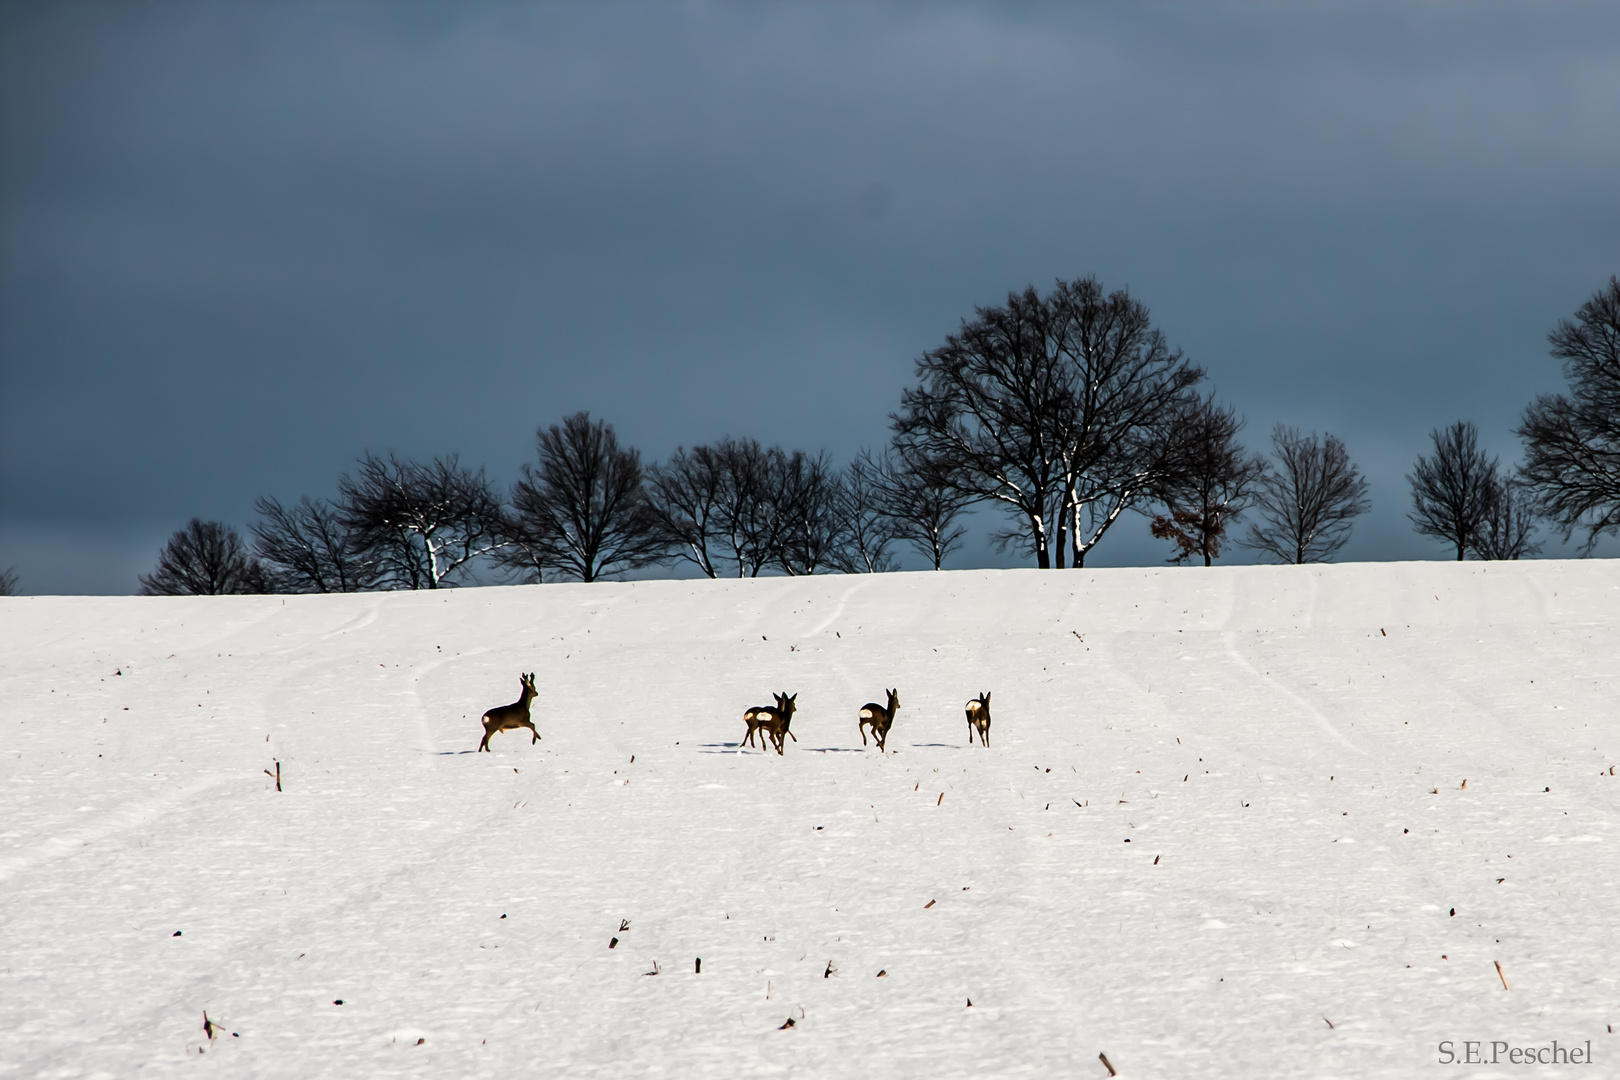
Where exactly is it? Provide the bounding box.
[1517,277,1620,552]
[894,276,1200,568]
[507,412,664,583]
[1048,277,1205,567]
[0,565,17,596]
[1244,426,1371,564]
[252,495,378,592]
[1148,397,1264,566]
[139,519,267,595]
[338,452,506,589]
[894,284,1071,567]
[1407,421,1497,561]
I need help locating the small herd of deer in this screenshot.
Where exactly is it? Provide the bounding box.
[476,673,993,756]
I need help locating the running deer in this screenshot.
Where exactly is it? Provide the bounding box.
[965,691,992,747]
[743,693,799,752]
[755,692,798,755]
[857,688,900,752]
[478,672,539,752]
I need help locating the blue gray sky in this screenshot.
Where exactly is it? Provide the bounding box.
[3,2,1618,593]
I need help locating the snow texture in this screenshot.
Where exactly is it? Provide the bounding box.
[2,561,1617,1078]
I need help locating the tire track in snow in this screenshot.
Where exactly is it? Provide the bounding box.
[1221,631,1365,756]
[806,580,865,637]
[0,773,232,884]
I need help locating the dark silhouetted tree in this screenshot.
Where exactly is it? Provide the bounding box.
[1517,277,1620,552]
[252,495,378,593]
[667,437,784,578]
[1471,475,1541,560]
[1407,421,1497,561]
[1244,426,1371,564]
[645,444,729,578]
[830,449,900,574]
[894,276,1200,569]
[880,444,972,570]
[1148,397,1263,566]
[338,452,506,589]
[507,412,663,583]
[0,565,18,596]
[139,519,268,595]
[1048,277,1206,567]
[713,438,782,578]
[770,449,845,575]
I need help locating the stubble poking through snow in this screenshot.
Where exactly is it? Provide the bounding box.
[1,561,1617,1077]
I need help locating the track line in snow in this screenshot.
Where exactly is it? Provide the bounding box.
[1220,631,1366,756]
[807,581,865,637]
[0,773,232,884]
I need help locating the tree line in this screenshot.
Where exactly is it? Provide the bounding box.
[133,274,1620,595]
[1407,277,1620,561]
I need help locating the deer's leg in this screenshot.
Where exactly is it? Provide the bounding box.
[479,727,492,752]
[527,721,539,744]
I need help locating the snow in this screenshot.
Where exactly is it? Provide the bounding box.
[2,560,1618,1078]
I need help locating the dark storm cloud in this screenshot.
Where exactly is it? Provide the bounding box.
[3,2,1618,592]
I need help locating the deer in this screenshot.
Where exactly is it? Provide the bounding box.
[965,691,992,747]
[478,672,539,752]
[857,688,900,752]
[754,692,798,756]
[742,692,799,752]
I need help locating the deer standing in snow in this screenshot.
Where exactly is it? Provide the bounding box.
[965,691,992,747]
[857,688,900,752]
[478,672,539,752]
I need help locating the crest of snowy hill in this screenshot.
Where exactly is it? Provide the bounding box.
[2,560,1617,1078]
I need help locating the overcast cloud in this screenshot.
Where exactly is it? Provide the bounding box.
[3,2,1618,592]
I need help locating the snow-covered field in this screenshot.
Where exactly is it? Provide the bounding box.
[2,561,1617,1078]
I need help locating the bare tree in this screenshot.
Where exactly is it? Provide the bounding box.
[830,449,901,574]
[1047,277,1205,568]
[882,444,972,570]
[894,276,1200,569]
[1471,475,1541,560]
[1517,277,1620,552]
[507,412,664,583]
[0,565,18,596]
[1148,397,1263,566]
[139,519,268,595]
[707,437,781,578]
[1407,421,1497,561]
[252,495,378,592]
[770,449,845,575]
[645,444,729,578]
[1244,426,1371,564]
[338,452,506,589]
[893,284,1071,568]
